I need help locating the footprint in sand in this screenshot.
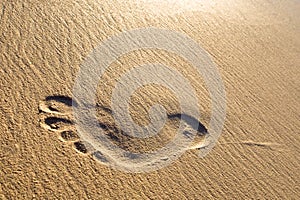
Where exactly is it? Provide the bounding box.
[38,95,209,164]
[38,95,88,154]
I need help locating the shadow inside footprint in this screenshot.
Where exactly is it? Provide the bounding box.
[74,141,88,154]
[60,130,79,142]
[45,95,77,107]
[92,151,109,163]
[168,114,208,134]
[44,117,73,129]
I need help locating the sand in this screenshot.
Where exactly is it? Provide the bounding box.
[0,0,299,199]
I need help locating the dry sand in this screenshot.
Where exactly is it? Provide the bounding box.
[0,0,299,199]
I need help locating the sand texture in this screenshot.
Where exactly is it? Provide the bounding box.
[0,0,299,199]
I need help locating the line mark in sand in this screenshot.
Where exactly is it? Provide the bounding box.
[38,95,209,164]
[219,140,283,151]
[0,4,5,21]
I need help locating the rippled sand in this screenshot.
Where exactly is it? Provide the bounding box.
[0,0,299,199]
